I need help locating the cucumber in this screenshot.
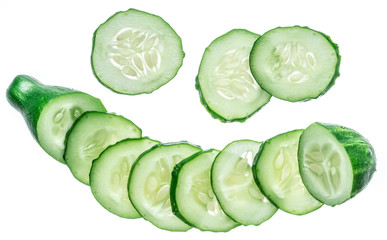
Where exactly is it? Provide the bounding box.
[6,75,107,163]
[128,142,201,231]
[253,130,323,215]
[90,137,159,218]
[91,8,184,95]
[298,122,377,206]
[250,26,340,102]
[171,149,239,232]
[211,140,278,225]
[196,29,271,122]
[64,112,141,185]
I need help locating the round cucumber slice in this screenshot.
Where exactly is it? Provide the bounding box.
[37,92,107,163]
[64,112,142,185]
[211,140,278,226]
[298,122,376,206]
[250,26,340,102]
[253,130,323,215]
[128,142,201,231]
[171,149,240,232]
[196,29,271,122]
[90,137,159,218]
[91,8,184,95]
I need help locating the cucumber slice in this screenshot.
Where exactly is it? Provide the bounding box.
[128,142,201,231]
[90,137,159,218]
[7,75,107,163]
[298,122,376,206]
[250,26,340,102]
[253,130,322,215]
[196,29,271,122]
[211,140,278,226]
[91,8,184,95]
[171,149,239,232]
[64,112,141,185]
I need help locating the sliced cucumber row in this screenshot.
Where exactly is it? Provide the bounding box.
[8,76,375,232]
[197,26,340,122]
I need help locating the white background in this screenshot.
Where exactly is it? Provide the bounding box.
[1,0,386,239]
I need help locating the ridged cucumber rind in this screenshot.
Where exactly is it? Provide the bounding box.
[299,122,376,206]
[7,75,107,163]
[91,8,184,95]
[249,25,341,102]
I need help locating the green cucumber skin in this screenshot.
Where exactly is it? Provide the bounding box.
[250,26,341,102]
[7,75,79,140]
[309,123,376,199]
[91,8,185,95]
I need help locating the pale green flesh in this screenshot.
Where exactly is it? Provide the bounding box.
[255,130,322,215]
[250,27,338,101]
[37,92,106,163]
[212,140,277,225]
[198,29,270,120]
[175,150,239,231]
[65,113,141,185]
[92,9,184,94]
[299,124,353,206]
[90,138,159,218]
[128,143,201,231]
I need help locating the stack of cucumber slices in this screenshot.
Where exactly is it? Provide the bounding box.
[7,74,376,232]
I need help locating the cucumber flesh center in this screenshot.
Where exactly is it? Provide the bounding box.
[272,143,306,199]
[300,127,353,204]
[109,155,136,204]
[108,28,162,81]
[270,41,317,84]
[191,169,225,217]
[302,142,342,196]
[144,155,183,216]
[51,105,83,149]
[81,129,118,165]
[224,150,268,202]
[213,47,263,101]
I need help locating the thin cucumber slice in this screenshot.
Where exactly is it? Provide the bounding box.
[253,130,322,215]
[298,122,376,206]
[250,26,340,102]
[211,140,277,226]
[171,149,240,232]
[90,137,159,218]
[91,8,184,95]
[128,142,201,231]
[196,29,271,122]
[64,112,141,185]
